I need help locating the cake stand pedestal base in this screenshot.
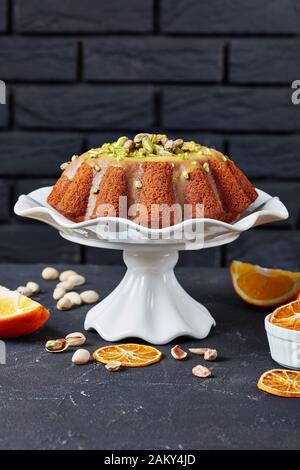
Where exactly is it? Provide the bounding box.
[84,249,216,345]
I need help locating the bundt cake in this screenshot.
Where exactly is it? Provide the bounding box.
[47,134,258,227]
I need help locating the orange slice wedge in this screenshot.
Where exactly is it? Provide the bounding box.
[93,343,162,367]
[230,260,300,307]
[257,369,300,398]
[0,288,50,338]
[269,300,300,330]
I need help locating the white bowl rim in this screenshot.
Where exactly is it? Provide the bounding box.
[265,313,300,342]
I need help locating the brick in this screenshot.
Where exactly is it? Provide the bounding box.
[0,132,83,176]
[161,0,300,34]
[15,0,153,33]
[16,86,154,130]
[162,87,299,131]
[87,133,224,153]
[229,136,300,180]
[230,40,300,84]
[252,181,300,229]
[226,230,300,270]
[0,0,7,31]
[0,225,80,263]
[0,38,77,81]
[84,38,223,82]
[0,179,10,220]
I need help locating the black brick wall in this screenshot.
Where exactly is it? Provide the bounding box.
[0,0,299,269]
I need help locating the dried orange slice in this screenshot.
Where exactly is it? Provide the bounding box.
[0,287,50,338]
[230,260,300,307]
[269,300,300,330]
[93,343,162,367]
[257,369,300,398]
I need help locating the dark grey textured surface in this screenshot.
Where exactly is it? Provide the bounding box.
[0,0,6,31]
[15,86,154,130]
[14,0,153,33]
[1,264,299,450]
[0,38,77,81]
[84,38,223,82]
[161,0,299,34]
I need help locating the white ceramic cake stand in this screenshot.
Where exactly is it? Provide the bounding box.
[14,187,288,344]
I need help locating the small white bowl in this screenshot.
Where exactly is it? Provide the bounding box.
[265,314,300,370]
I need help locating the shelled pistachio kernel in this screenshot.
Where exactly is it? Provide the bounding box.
[124,139,134,150]
[203,162,210,173]
[174,138,184,148]
[116,136,128,147]
[134,180,143,189]
[134,133,152,144]
[142,136,154,153]
[60,162,69,171]
[88,148,99,158]
[181,170,189,180]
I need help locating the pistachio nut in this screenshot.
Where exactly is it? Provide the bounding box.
[46,338,69,353]
[105,360,122,372]
[65,332,86,347]
[72,349,90,365]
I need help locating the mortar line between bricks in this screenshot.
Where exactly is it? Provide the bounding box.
[7,32,300,38]
[9,81,294,88]
[153,0,160,34]
[6,0,13,34]
[222,42,229,84]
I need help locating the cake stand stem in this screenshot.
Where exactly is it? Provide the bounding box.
[84,249,216,345]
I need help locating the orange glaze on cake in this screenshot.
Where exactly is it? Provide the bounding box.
[47,134,258,227]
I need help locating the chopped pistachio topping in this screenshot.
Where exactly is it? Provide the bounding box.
[60,162,69,171]
[94,164,101,172]
[134,180,143,189]
[181,170,189,180]
[203,162,210,173]
[81,134,222,162]
[92,187,99,194]
[71,154,78,161]
[222,155,228,162]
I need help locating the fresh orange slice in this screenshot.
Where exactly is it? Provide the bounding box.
[0,287,50,338]
[269,300,300,330]
[93,343,162,367]
[257,369,300,398]
[230,260,300,307]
